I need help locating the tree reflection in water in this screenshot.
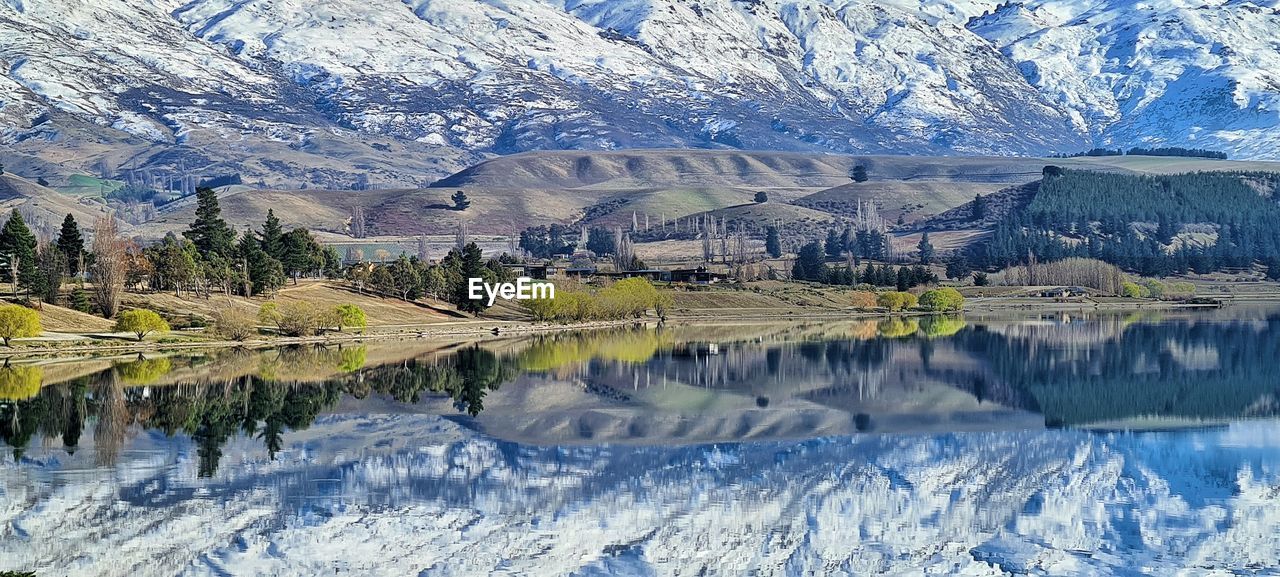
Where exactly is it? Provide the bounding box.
[5,311,1280,474]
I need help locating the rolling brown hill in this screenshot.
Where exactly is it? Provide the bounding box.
[0,173,126,238]
[142,152,1280,240]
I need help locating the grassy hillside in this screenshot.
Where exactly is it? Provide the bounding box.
[119,281,464,328]
[0,173,126,237]
[63,151,1280,242]
[431,149,859,189]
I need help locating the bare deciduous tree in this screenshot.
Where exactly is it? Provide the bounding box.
[91,216,126,318]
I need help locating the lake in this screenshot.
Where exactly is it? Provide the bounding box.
[3,307,1280,575]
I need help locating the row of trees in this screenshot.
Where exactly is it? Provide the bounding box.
[346,243,517,313]
[0,187,341,319]
[520,278,670,323]
[791,240,938,289]
[1053,147,1227,159]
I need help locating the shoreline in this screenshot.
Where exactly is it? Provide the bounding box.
[0,296,1246,361]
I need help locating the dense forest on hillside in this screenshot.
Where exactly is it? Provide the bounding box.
[1052,147,1228,159]
[968,169,1280,277]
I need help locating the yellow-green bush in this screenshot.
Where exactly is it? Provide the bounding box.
[333,304,367,332]
[0,304,40,346]
[876,291,918,312]
[1121,281,1149,299]
[520,278,671,323]
[918,288,965,312]
[115,309,170,341]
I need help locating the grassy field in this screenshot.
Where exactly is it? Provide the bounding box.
[56,174,125,197]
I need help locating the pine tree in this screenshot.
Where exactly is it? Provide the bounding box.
[259,209,285,261]
[281,228,319,282]
[57,213,84,276]
[896,267,910,291]
[765,225,782,258]
[972,194,987,221]
[945,253,971,280]
[824,229,843,258]
[791,241,826,282]
[754,191,768,203]
[452,190,471,211]
[454,242,488,313]
[917,232,934,264]
[238,233,284,296]
[0,212,39,294]
[185,187,236,257]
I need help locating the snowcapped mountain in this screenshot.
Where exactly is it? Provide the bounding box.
[0,0,1277,186]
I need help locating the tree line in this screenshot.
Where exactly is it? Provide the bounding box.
[1052,146,1227,159]
[964,169,1280,277]
[0,187,342,319]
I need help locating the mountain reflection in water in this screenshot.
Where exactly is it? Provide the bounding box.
[4,310,1280,472]
[4,308,1280,575]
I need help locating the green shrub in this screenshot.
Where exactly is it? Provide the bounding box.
[115,309,171,341]
[918,288,965,312]
[876,291,917,312]
[1120,281,1149,299]
[0,304,41,346]
[333,304,367,332]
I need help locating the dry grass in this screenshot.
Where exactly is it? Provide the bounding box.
[33,302,117,333]
[121,281,460,328]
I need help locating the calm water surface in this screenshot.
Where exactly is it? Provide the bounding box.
[3,307,1280,576]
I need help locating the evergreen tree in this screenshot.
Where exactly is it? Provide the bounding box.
[238,233,284,296]
[281,228,320,282]
[765,225,782,258]
[452,190,471,211]
[754,191,768,203]
[259,209,285,260]
[57,214,84,276]
[824,228,843,258]
[851,165,868,182]
[453,242,489,313]
[945,253,971,280]
[972,193,987,221]
[185,187,236,257]
[791,241,826,282]
[0,212,39,294]
[917,232,934,264]
[585,227,615,255]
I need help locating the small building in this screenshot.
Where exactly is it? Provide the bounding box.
[563,266,597,279]
[668,266,728,284]
[595,269,667,282]
[1037,286,1091,299]
[501,263,552,280]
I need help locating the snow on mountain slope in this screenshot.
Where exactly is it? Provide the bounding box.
[968,0,1280,158]
[1,0,1278,187]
